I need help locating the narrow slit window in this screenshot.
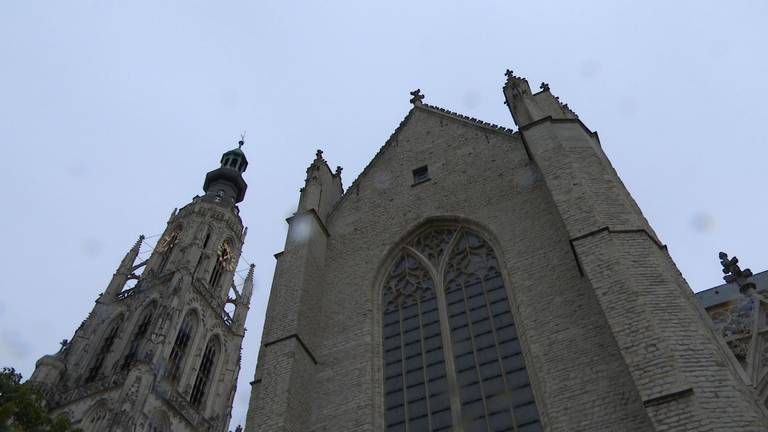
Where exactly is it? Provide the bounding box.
[121,305,156,370]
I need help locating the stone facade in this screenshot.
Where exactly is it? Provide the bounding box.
[29,145,254,432]
[244,73,768,431]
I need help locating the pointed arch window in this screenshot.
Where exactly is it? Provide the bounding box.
[167,310,198,385]
[190,336,220,408]
[381,226,542,432]
[120,303,156,370]
[84,317,123,383]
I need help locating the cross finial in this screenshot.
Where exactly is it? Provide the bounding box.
[238,131,246,149]
[719,251,755,293]
[59,339,69,352]
[505,69,514,77]
[316,149,323,159]
[540,82,550,91]
[409,89,424,105]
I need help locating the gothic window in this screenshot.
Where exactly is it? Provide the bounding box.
[382,253,451,431]
[190,336,220,409]
[167,310,198,385]
[202,230,212,249]
[84,317,122,383]
[382,226,542,432]
[120,303,156,370]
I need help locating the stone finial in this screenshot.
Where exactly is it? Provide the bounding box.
[58,339,69,352]
[540,82,550,91]
[335,166,343,176]
[505,69,514,77]
[409,89,425,105]
[719,251,756,293]
[315,149,324,160]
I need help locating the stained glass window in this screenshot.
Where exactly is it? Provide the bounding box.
[382,226,541,432]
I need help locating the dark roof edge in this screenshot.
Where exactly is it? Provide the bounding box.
[417,103,517,136]
[326,103,519,221]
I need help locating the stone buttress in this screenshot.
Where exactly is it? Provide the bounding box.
[503,71,768,431]
[245,150,343,431]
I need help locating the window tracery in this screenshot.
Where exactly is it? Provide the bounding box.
[410,227,456,268]
[120,303,156,370]
[382,253,451,431]
[167,310,198,385]
[190,336,220,409]
[84,317,122,383]
[382,226,542,432]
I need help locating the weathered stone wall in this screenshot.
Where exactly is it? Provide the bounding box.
[248,107,654,430]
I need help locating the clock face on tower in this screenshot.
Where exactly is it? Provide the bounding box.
[219,242,236,271]
[156,230,180,254]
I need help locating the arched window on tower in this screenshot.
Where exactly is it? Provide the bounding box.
[190,336,220,409]
[120,303,157,370]
[202,229,212,250]
[84,317,123,383]
[167,310,199,385]
[381,226,542,432]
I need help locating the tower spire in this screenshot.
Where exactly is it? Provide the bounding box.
[202,138,250,204]
[102,234,144,301]
[502,69,578,127]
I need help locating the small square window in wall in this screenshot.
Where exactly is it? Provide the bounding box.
[412,165,430,185]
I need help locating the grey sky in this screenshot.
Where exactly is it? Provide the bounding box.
[1,1,766,429]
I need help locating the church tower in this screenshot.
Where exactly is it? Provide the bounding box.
[244,74,768,431]
[30,142,254,432]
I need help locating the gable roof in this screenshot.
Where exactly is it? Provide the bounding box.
[328,103,519,217]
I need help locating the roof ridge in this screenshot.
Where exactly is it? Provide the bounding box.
[328,109,416,216]
[327,103,518,221]
[418,103,517,135]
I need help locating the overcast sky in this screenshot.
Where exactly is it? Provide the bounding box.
[1,1,766,429]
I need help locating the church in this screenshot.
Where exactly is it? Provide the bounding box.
[29,71,768,431]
